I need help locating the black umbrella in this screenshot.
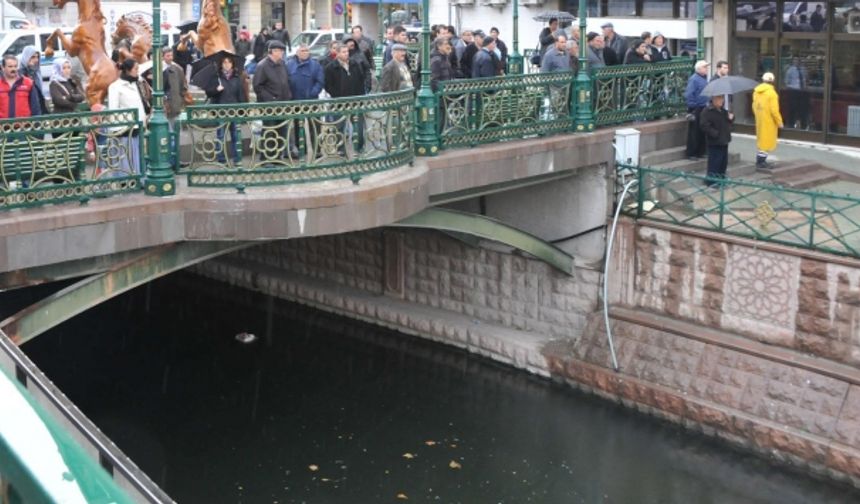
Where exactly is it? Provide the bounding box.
[701,75,759,96]
[533,11,576,23]
[176,19,199,34]
[189,50,243,88]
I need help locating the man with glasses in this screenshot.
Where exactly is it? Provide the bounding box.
[0,54,42,118]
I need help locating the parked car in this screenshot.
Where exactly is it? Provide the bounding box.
[289,29,346,59]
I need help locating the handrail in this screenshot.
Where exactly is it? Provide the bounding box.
[181,89,415,187]
[618,163,860,258]
[0,109,143,210]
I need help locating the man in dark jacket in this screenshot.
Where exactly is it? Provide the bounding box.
[252,40,292,160]
[538,18,558,61]
[461,32,483,79]
[430,38,455,92]
[472,37,497,79]
[489,27,508,71]
[684,60,710,159]
[271,22,292,52]
[253,27,272,63]
[699,94,733,187]
[324,43,365,98]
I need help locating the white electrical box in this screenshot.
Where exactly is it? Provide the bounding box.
[615,128,640,166]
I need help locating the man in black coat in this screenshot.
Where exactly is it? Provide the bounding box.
[430,38,455,92]
[324,42,366,153]
[471,37,497,79]
[460,32,483,79]
[699,95,734,187]
[252,40,292,160]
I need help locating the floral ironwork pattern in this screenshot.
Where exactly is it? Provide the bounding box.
[593,58,692,126]
[183,90,415,187]
[0,109,142,210]
[435,71,575,148]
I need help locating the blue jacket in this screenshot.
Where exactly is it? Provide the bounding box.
[286,56,324,100]
[684,72,709,109]
[472,49,496,79]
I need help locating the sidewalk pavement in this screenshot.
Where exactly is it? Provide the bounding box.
[729,134,860,177]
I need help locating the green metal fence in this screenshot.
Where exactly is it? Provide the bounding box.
[593,58,692,126]
[0,109,143,210]
[434,71,576,148]
[620,163,860,257]
[181,89,415,187]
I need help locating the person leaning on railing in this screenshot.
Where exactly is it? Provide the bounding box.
[323,43,366,156]
[540,35,570,73]
[107,59,145,174]
[204,55,249,164]
[380,44,413,93]
[48,58,85,114]
[252,40,292,160]
[624,39,653,65]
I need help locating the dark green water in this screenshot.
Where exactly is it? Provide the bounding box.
[8,274,860,503]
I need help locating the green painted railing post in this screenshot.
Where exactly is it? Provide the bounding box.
[809,194,817,247]
[697,0,704,61]
[144,0,176,196]
[636,167,645,218]
[574,0,594,131]
[508,0,523,75]
[718,182,726,231]
[376,0,385,79]
[414,0,439,156]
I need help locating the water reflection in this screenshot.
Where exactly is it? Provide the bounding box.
[14,274,860,503]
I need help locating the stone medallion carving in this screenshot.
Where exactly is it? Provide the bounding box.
[721,246,800,343]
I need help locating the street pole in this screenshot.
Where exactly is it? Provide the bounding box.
[573,0,594,132]
[508,0,522,74]
[696,0,704,60]
[414,0,438,156]
[376,0,384,77]
[343,1,348,34]
[145,0,176,196]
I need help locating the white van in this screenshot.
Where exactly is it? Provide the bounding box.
[290,29,346,59]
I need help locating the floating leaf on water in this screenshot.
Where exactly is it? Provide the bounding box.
[424,440,437,446]
[402,453,415,459]
[449,444,458,448]
[448,460,462,469]
[321,478,331,482]
[308,464,319,472]
[396,493,408,500]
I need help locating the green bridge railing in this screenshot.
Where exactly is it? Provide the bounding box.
[620,164,860,257]
[0,62,693,210]
[0,109,143,210]
[181,89,415,187]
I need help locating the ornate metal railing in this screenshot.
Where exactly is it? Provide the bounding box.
[621,164,860,257]
[181,89,415,187]
[434,71,576,148]
[0,110,143,210]
[593,58,693,126]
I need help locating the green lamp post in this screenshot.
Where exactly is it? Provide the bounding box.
[343,1,349,34]
[507,0,523,75]
[145,0,176,196]
[414,0,438,156]
[573,0,594,131]
[696,0,704,60]
[376,0,385,77]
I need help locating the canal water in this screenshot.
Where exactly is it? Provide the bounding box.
[7,273,860,503]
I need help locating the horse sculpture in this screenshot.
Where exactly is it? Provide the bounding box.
[111,14,152,65]
[195,0,234,57]
[44,0,118,106]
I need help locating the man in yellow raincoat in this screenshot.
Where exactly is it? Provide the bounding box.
[752,72,783,168]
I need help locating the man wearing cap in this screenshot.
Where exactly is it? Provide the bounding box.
[472,37,498,79]
[752,72,783,168]
[380,44,413,92]
[684,60,710,160]
[253,40,292,160]
[601,23,627,66]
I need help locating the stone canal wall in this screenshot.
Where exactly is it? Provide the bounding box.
[193,228,602,376]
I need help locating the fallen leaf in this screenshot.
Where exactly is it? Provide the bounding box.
[396,493,408,500]
[321,478,330,482]
[449,444,458,448]
[402,453,415,459]
[448,460,462,469]
[424,440,437,446]
[308,464,319,472]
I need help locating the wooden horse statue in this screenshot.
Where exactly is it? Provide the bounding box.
[44,0,118,106]
[196,0,234,57]
[111,14,152,65]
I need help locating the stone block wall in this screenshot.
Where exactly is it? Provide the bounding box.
[610,219,860,369]
[229,229,602,340]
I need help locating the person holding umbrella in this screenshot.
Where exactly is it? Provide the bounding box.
[204,54,248,164]
[699,94,733,188]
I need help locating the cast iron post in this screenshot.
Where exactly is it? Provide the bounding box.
[697,0,704,60]
[574,0,594,131]
[343,1,348,34]
[414,0,438,156]
[145,0,176,196]
[508,0,522,74]
[376,0,384,77]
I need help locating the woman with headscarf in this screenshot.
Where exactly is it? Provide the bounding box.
[204,56,249,164]
[48,58,85,113]
[107,58,146,175]
[19,46,47,115]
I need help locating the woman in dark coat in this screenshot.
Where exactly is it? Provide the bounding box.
[345,38,372,93]
[48,58,85,113]
[204,56,249,164]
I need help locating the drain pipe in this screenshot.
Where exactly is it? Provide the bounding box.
[602,177,637,372]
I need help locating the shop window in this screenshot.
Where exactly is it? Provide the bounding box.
[679,1,714,18]
[736,1,778,31]
[829,40,860,136]
[778,39,826,131]
[643,0,675,17]
[733,37,778,126]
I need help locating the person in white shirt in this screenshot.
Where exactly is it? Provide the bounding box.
[107,58,146,175]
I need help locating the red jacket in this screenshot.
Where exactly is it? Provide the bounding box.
[0,76,39,118]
